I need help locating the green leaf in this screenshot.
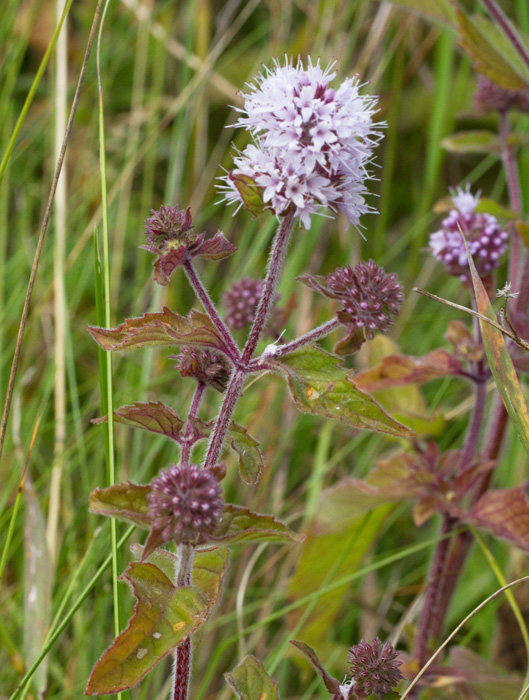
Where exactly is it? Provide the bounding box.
[130,544,230,601]
[209,504,303,545]
[464,234,529,460]
[225,422,263,484]
[225,655,279,700]
[441,130,501,154]
[85,563,212,694]
[469,488,529,552]
[354,348,463,391]
[190,417,264,484]
[271,347,413,437]
[289,641,340,695]
[230,174,267,217]
[93,401,185,441]
[442,130,528,155]
[457,11,529,90]
[89,482,152,529]
[384,0,456,26]
[88,307,226,354]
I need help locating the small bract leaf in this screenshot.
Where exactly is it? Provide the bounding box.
[457,11,529,90]
[93,401,185,441]
[289,640,341,694]
[354,349,463,392]
[225,655,279,700]
[226,422,263,484]
[88,308,226,354]
[230,174,267,217]
[195,230,237,260]
[85,563,211,694]
[208,504,303,545]
[470,488,529,552]
[89,482,152,529]
[271,347,413,437]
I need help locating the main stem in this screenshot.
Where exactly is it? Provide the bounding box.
[203,212,295,471]
[172,383,205,700]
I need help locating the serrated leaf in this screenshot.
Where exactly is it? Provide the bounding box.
[271,347,413,437]
[457,11,529,90]
[441,130,501,154]
[354,348,463,392]
[469,488,529,552]
[209,504,303,545]
[464,234,529,460]
[225,655,279,700]
[88,307,226,354]
[89,482,152,529]
[289,641,341,694]
[93,401,185,441]
[85,563,212,694]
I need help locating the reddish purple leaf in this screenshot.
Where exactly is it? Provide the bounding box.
[93,401,185,442]
[470,488,529,551]
[194,230,237,260]
[354,349,463,392]
[289,640,341,695]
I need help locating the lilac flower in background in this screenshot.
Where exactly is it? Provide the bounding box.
[219,57,383,230]
[222,277,282,336]
[347,638,403,699]
[147,464,224,545]
[474,73,529,115]
[429,185,509,282]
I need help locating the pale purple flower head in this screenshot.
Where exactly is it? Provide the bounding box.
[219,57,383,230]
[348,638,403,699]
[429,185,509,282]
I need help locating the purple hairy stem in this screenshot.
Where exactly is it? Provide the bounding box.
[172,543,194,700]
[272,318,341,357]
[242,211,295,362]
[180,382,205,466]
[480,0,529,73]
[183,259,241,364]
[415,516,455,667]
[202,212,295,471]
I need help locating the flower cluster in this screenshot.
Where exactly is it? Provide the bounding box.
[173,347,231,393]
[429,186,509,281]
[299,260,403,352]
[347,638,403,699]
[222,277,282,337]
[142,205,236,285]
[220,57,382,230]
[147,464,223,545]
[474,74,529,115]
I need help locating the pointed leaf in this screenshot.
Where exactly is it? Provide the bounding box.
[93,401,185,441]
[208,504,303,545]
[354,349,463,392]
[188,417,264,484]
[271,347,413,437]
[86,563,211,694]
[289,640,341,694]
[441,130,501,155]
[225,655,279,700]
[469,488,529,552]
[89,482,152,529]
[229,174,267,217]
[465,234,529,460]
[226,422,263,484]
[88,307,226,354]
[194,230,237,261]
[457,11,529,90]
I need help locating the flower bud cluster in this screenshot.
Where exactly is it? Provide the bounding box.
[347,638,403,699]
[220,57,382,230]
[147,464,223,545]
[174,347,231,393]
[428,187,508,281]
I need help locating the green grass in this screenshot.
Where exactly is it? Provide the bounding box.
[1,1,528,698]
